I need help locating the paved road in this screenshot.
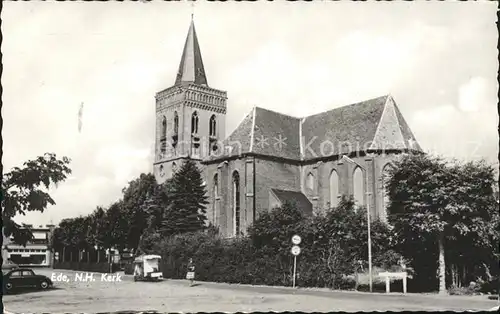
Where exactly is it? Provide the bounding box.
[3,269,498,313]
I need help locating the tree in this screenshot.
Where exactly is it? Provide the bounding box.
[161,160,209,236]
[386,154,498,294]
[103,201,128,253]
[121,173,164,250]
[2,153,71,244]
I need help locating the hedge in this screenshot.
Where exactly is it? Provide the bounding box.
[53,262,119,273]
[143,200,404,290]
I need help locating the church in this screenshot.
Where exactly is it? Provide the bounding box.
[153,19,423,238]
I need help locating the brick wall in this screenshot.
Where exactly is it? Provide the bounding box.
[204,158,248,238]
[307,152,403,221]
[202,152,405,238]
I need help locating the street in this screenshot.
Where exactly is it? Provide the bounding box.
[3,269,498,313]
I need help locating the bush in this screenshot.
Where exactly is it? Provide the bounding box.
[154,199,403,291]
[448,284,480,296]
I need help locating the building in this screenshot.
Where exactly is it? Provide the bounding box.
[3,224,56,267]
[153,18,423,238]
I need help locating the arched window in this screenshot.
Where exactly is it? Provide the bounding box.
[213,174,219,198]
[329,169,339,208]
[172,162,177,172]
[382,164,391,222]
[353,167,365,206]
[232,171,241,236]
[191,111,199,134]
[161,116,167,139]
[306,172,314,191]
[213,174,219,224]
[209,115,217,137]
[174,111,179,135]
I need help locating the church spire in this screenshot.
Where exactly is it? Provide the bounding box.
[175,18,208,87]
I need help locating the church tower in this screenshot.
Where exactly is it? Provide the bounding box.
[154,17,227,183]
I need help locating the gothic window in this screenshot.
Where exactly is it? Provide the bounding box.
[172,162,177,172]
[191,111,199,134]
[232,171,241,236]
[213,174,219,224]
[306,172,314,191]
[161,116,167,139]
[381,164,391,222]
[209,115,217,137]
[353,167,365,206]
[174,111,179,135]
[329,169,339,208]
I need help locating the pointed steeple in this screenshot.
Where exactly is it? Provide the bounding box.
[175,18,208,86]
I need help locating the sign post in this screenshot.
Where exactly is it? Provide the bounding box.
[291,235,302,288]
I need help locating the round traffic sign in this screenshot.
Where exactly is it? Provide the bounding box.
[291,245,301,256]
[291,235,301,245]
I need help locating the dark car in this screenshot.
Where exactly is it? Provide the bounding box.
[2,268,53,293]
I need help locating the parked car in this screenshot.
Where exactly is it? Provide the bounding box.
[2,268,53,293]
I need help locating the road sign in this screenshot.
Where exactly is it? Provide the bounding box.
[291,235,301,245]
[291,245,301,256]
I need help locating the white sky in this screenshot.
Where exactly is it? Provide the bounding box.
[2,1,498,225]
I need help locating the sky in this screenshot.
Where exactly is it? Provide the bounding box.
[2,1,498,226]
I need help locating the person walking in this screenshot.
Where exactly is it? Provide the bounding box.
[186,258,195,287]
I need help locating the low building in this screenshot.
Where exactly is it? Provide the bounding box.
[4,224,56,267]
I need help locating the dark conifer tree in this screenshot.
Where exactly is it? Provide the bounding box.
[161,159,209,235]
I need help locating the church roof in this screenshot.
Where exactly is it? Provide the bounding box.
[270,189,313,216]
[175,19,208,87]
[252,107,301,160]
[301,95,422,159]
[205,95,422,162]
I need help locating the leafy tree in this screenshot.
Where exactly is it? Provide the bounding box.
[247,201,304,285]
[161,160,208,236]
[87,207,106,250]
[2,153,71,245]
[121,173,164,250]
[249,200,304,250]
[386,154,498,294]
[103,201,127,253]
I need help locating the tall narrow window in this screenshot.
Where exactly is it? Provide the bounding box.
[161,116,167,139]
[232,171,241,236]
[381,164,391,222]
[329,170,339,208]
[173,111,179,135]
[306,172,314,191]
[191,111,199,134]
[353,167,365,206]
[213,174,219,225]
[209,115,217,137]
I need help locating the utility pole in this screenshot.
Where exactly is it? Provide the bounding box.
[366,190,373,293]
[343,155,374,292]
